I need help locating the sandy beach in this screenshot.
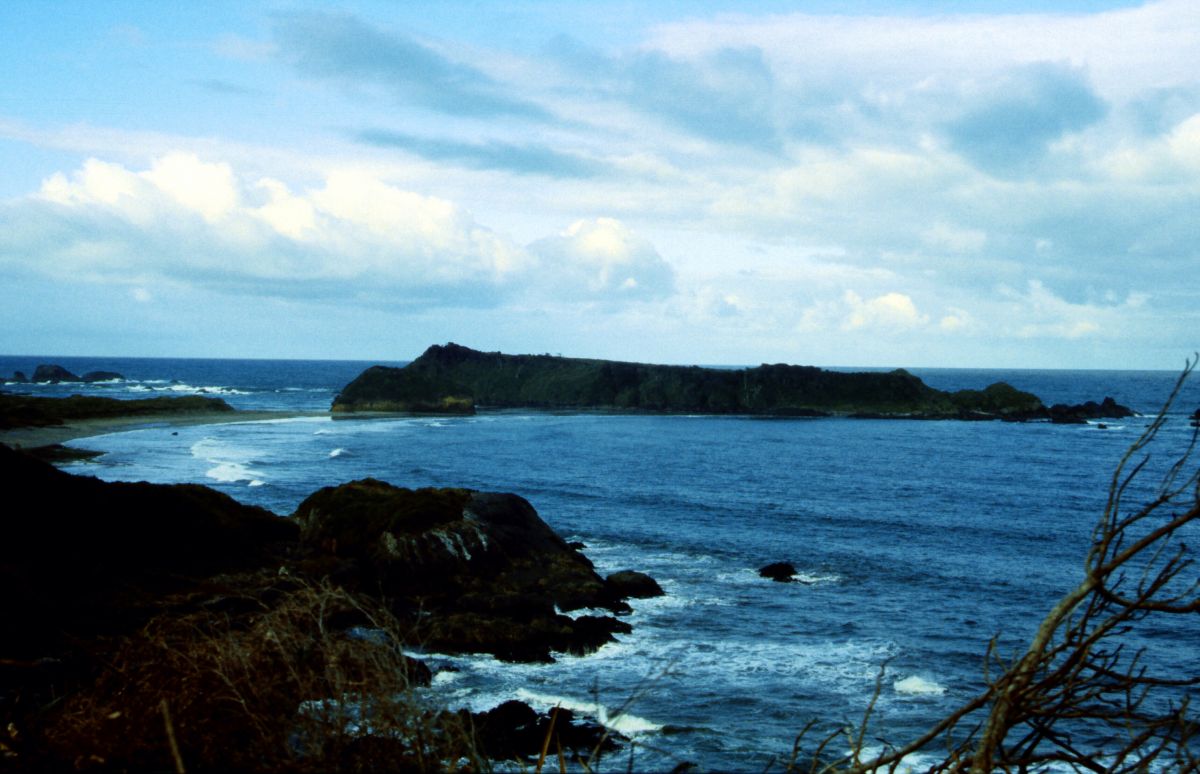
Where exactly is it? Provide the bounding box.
[0,410,326,451]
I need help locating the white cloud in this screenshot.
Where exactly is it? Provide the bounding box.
[3,155,530,302]
[842,290,928,332]
[527,217,675,301]
[142,154,239,222]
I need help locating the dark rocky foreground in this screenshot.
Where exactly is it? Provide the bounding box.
[332,343,1135,422]
[0,444,652,771]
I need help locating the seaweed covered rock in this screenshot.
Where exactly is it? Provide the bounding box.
[292,479,640,660]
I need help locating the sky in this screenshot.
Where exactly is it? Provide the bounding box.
[0,1,1197,368]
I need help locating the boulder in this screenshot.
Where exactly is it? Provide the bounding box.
[466,700,620,761]
[292,479,635,660]
[607,569,665,598]
[758,561,798,582]
[9,370,27,383]
[1048,396,1134,424]
[32,364,80,383]
[81,370,124,382]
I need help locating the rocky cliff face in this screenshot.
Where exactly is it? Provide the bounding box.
[292,479,635,661]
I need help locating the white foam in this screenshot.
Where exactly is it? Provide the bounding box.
[329,447,349,458]
[192,437,266,486]
[893,675,946,696]
[855,744,941,773]
[514,689,662,735]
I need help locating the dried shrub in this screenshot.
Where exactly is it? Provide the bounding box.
[41,577,479,772]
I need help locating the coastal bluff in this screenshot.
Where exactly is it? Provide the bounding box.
[332,343,1132,421]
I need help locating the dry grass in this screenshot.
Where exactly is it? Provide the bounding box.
[40,577,480,772]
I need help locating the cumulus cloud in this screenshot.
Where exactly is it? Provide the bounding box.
[2,154,528,305]
[1,155,684,312]
[843,291,928,332]
[527,217,676,301]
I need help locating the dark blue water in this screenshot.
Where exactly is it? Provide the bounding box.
[5,355,1198,769]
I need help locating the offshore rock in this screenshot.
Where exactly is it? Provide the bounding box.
[32,364,80,383]
[1046,397,1135,424]
[606,569,665,598]
[759,562,798,582]
[9,370,28,383]
[292,479,637,661]
[465,700,620,761]
[81,370,124,382]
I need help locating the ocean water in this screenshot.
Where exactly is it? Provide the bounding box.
[4,355,1199,769]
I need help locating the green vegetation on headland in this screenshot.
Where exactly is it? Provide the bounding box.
[332,342,1134,422]
[0,392,234,430]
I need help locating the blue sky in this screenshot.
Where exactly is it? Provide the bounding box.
[1,0,1197,367]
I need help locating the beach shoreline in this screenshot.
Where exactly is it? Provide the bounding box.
[0,410,327,451]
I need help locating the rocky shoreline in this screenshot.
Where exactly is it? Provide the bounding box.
[0,441,661,770]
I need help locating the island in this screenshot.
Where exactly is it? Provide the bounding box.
[332,343,1134,422]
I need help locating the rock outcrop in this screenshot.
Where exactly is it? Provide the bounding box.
[32,364,79,383]
[758,562,798,582]
[1046,397,1135,424]
[0,443,296,660]
[80,370,124,382]
[607,569,665,598]
[1,443,659,769]
[333,343,1059,419]
[292,478,638,661]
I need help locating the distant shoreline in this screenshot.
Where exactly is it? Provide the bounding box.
[0,410,325,451]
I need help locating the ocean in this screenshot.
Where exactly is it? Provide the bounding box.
[4,355,1199,770]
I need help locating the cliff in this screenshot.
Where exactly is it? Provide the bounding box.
[332,343,1058,419]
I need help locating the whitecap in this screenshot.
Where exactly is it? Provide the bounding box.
[192,438,266,486]
[893,675,946,696]
[514,688,663,735]
[328,447,349,458]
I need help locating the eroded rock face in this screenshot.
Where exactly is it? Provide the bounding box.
[292,479,642,661]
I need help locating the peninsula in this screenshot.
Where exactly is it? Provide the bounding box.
[333,343,1133,422]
